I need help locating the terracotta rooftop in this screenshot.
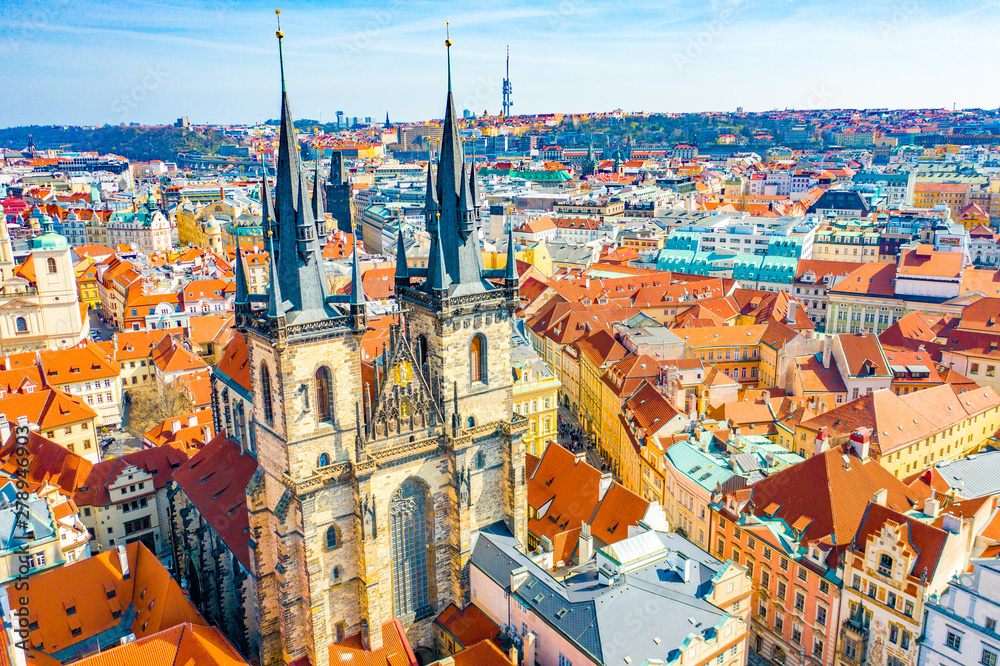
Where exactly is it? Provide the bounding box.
[435,602,500,649]
[327,618,417,666]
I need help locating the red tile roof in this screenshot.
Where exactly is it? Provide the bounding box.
[853,502,949,582]
[0,431,93,495]
[327,618,417,666]
[69,623,249,665]
[435,602,500,649]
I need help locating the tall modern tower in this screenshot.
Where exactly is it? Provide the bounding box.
[502,46,512,118]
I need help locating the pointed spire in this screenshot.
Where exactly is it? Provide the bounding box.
[234,242,249,305]
[265,230,285,320]
[275,9,286,92]
[268,13,330,322]
[385,111,391,128]
[428,213,450,293]
[424,162,439,229]
[504,219,518,284]
[445,21,453,94]
[312,159,325,228]
[260,158,276,238]
[394,223,409,283]
[349,237,366,309]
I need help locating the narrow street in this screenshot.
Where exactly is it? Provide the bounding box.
[555,404,617,478]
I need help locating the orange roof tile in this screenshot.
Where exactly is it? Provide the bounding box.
[327,618,417,666]
[435,602,500,649]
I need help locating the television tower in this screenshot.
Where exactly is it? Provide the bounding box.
[502,46,512,117]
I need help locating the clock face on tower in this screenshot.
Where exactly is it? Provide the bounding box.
[394,360,413,387]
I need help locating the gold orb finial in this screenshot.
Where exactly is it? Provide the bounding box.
[445,20,451,47]
[275,8,283,39]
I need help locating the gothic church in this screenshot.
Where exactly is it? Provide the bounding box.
[233,25,527,666]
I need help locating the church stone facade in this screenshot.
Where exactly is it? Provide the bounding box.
[234,34,527,666]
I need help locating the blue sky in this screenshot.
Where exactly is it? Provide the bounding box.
[2,0,1000,127]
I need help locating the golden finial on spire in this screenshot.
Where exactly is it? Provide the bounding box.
[275,8,283,39]
[445,20,451,47]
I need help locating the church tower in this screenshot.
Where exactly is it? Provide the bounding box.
[325,151,353,235]
[236,17,526,666]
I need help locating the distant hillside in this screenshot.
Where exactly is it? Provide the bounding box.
[0,125,237,162]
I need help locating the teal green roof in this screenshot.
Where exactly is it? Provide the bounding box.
[479,168,572,182]
[32,233,69,251]
[665,442,734,492]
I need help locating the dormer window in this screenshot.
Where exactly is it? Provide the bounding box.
[878,553,893,577]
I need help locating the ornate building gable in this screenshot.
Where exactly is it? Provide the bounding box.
[358,315,445,449]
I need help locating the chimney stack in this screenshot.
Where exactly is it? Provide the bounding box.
[850,427,872,460]
[524,631,536,666]
[578,522,594,563]
[787,300,796,326]
[599,472,613,501]
[873,488,887,506]
[187,414,198,427]
[116,544,130,579]
[171,419,182,434]
[822,336,832,370]
[0,415,9,443]
[815,425,831,454]
[924,496,940,518]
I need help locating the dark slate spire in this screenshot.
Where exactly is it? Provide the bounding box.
[349,237,366,310]
[266,229,285,320]
[270,15,330,323]
[385,111,391,128]
[394,223,409,283]
[423,24,489,298]
[427,214,451,294]
[260,159,276,239]
[504,220,518,284]
[312,159,326,232]
[234,242,250,306]
[424,162,439,230]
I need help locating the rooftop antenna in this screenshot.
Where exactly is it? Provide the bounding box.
[502,45,513,118]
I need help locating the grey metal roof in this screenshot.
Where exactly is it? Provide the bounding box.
[470,524,731,665]
[934,450,1000,499]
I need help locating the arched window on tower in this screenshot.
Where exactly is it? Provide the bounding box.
[14,317,28,334]
[326,525,340,550]
[318,453,330,467]
[315,366,334,424]
[417,334,429,367]
[46,257,57,274]
[261,364,274,426]
[470,334,486,384]
[390,479,432,619]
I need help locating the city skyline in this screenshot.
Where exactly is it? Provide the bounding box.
[3,0,1000,128]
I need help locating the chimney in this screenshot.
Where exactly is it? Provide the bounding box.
[171,419,182,434]
[116,544,130,579]
[924,496,940,518]
[941,514,962,535]
[822,336,832,369]
[872,488,887,506]
[202,426,211,444]
[599,472,613,501]
[578,522,594,563]
[0,415,9,443]
[687,394,697,422]
[683,558,694,583]
[187,414,198,427]
[761,390,770,404]
[787,300,796,326]
[510,566,530,593]
[523,631,536,666]
[850,427,872,460]
[573,451,586,465]
[814,425,830,454]
[508,644,519,666]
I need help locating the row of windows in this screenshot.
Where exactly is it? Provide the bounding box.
[259,335,491,427]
